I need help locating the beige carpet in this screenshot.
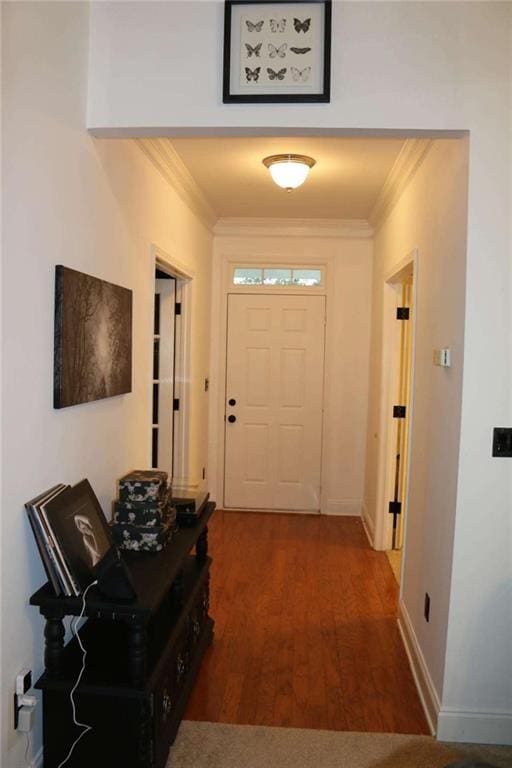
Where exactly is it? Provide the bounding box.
[169,721,512,768]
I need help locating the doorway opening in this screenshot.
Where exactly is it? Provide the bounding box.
[152,271,177,474]
[135,133,467,738]
[376,255,416,584]
[150,245,194,487]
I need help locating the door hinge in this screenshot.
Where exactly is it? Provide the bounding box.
[388,501,402,517]
[396,307,410,320]
[393,405,406,418]
[173,398,180,411]
[175,302,182,316]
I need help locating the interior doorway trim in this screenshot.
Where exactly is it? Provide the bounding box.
[373,249,418,576]
[150,243,194,488]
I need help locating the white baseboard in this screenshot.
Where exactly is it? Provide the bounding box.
[173,477,204,494]
[361,503,375,547]
[397,599,440,736]
[323,499,362,516]
[437,708,512,745]
[222,507,319,515]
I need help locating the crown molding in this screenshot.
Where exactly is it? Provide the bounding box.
[136,138,217,232]
[369,139,433,230]
[213,217,374,239]
[136,137,429,237]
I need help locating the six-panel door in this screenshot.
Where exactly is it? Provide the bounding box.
[224,294,326,511]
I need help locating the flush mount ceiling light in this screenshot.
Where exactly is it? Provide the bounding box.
[262,154,316,192]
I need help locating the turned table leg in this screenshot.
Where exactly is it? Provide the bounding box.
[44,616,65,677]
[196,526,208,563]
[138,698,153,766]
[129,621,148,686]
[172,569,185,608]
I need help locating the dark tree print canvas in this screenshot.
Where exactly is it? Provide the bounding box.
[54,266,132,408]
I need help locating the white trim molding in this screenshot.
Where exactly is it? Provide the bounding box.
[220,507,320,515]
[173,477,206,495]
[323,498,362,516]
[137,139,217,231]
[369,139,433,230]
[214,217,374,239]
[437,708,512,745]
[361,503,375,547]
[398,599,440,736]
[152,243,195,280]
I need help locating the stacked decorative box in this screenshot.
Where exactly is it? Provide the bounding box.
[112,470,177,552]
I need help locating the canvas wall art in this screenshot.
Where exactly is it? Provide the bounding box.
[54,265,132,408]
[223,0,331,103]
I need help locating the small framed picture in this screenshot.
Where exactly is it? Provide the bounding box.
[223,0,332,103]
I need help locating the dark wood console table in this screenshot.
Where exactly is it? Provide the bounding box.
[30,502,215,768]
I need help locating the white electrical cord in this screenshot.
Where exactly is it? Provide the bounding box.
[23,732,31,767]
[57,579,98,768]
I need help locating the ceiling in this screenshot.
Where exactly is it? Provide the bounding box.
[168,136,406,220]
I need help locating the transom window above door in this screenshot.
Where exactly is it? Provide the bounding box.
[232,266,323,287]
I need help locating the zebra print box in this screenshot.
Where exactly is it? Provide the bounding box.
[118,469,168,503]
[111,515,175,553]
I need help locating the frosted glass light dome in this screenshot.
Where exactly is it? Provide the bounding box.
[262,154,316,191]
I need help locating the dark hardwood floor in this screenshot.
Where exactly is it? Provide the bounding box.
[186,510,429,734]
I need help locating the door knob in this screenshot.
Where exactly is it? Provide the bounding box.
[228,398,236,406]
[228,415,236,423]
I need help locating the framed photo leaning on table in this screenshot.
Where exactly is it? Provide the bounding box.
[223,0,332,103]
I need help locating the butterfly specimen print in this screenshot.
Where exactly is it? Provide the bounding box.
[268,43,287,59]
[223,0,331,102]
[291,66,311,82]
[269,18,286,33]
[245,67,261,82]
[293,17,311,33]
[267,67,287,81]
[245,43,262,58]
[245,19,264,32]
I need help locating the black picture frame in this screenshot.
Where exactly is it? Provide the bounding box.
[223,0,331,103]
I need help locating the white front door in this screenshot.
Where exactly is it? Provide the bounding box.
[224,293,326,511]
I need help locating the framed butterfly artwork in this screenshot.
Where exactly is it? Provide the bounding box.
[223,0,331,103]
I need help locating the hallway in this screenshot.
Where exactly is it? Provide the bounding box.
[186,511,429,734]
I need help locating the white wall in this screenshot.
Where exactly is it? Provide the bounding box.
[209,226,373,514]
[86,0,512,743]
[364,138,469,711]
[86,1,507,138]
[1,3,212,765]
